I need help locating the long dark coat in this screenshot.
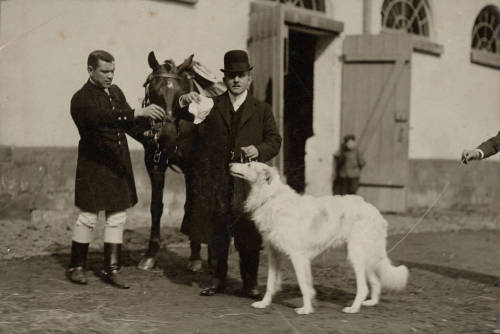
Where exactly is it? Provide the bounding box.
[179,92,281,248]
[70,81,139,212]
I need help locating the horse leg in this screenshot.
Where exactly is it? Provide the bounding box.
[138,165,166,270]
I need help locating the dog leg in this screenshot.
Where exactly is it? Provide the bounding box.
[290,254,314,315]
[343,254,369,314]
[362,269,381,306]
[252,247,282,309]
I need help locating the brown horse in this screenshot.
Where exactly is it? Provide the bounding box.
[137,51,225,270]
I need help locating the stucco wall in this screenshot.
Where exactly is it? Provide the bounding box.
[0,146,187,226]
[361,0,500,160]
[0,0,252,149]
[409,0,500,160]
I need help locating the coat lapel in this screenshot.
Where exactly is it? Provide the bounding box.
[217,92,232,131]
[238,94,257,130]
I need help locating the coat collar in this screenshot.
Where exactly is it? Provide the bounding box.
[216,92,258,131]
[85,80,110,96]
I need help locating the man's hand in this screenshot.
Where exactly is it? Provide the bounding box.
[241,145,259,160]
[135,104,165,120]
[179,92,202,107]
[461,149,482,164]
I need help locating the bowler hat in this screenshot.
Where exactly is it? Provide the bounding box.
[221,50,253,73]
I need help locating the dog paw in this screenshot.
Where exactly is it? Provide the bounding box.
[342,306,360,314]
[251,300,269,309]
[362,299,378,306]
[295,306,314,315]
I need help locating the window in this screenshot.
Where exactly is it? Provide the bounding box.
[266,0,325,12]
[381,0,443,56]
[471,6,500,69]
[472,6,500,54]
[381,0,431,37]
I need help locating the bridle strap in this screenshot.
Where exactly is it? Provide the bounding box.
[143,72,182,87]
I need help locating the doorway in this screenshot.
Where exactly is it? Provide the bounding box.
[284,30,316,193]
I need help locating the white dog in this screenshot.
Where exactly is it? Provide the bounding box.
[229,162,408,315]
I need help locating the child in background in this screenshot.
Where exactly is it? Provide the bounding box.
[333,134,366,195]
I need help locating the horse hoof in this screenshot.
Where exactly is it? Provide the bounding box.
[138,257,156,271]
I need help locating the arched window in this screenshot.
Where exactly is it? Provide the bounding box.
[266,0,325,12]
[471,6,500,54]
[381,0,431,37]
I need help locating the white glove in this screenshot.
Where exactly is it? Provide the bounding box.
[188,95,213,124]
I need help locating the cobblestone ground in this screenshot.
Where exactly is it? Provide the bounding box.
[0,211,499,333]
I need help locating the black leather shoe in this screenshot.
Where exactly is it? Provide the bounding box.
[245,287,261,300]
[67,266,88,285]
[200,284,225,296]
[238,286,261,300]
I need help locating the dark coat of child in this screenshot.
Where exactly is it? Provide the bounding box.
[333,134,366,195]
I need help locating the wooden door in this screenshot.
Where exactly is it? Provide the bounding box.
[248,2,286,172]
[341,34,412,212]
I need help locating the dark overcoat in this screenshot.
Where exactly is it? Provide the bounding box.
[70,81,139,212]
[478,131,500,158]
[180,92,281,248]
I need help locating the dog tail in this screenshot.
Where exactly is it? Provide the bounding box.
[376,257,409,291]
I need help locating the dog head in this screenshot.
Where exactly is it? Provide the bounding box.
[229,161,279,186]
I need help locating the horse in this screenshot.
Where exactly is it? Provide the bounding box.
[136,51,225,271]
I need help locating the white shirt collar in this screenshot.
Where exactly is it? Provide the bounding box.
[228,90,247,112]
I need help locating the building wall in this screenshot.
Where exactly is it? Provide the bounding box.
[0,0,252,149]
[362,0,500,160]
[2,0,499,216]
[409,0,500,161]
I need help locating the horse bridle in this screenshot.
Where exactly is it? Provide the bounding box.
[142,70,194,170]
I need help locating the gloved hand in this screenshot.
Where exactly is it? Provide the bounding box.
[461,149,482,164]
[179,92,202,107]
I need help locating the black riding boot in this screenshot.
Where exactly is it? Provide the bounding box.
[67,241,89,285]
[102,243,129,289]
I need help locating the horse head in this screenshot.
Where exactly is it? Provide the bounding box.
[144,51,194,119]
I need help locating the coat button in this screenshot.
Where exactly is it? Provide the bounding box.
[118,116,122,120]
[124,116,127,120]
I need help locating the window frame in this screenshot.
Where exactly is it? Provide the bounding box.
[470,5,500,70]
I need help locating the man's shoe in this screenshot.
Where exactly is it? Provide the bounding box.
[245,287,262,300]
[187,259,202,272]
[102,268,130,289]
[67,266,88,285]
[200,284,225,296]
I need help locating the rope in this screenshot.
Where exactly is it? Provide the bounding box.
[386,161,463,254]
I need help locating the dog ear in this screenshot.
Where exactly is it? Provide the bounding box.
[263,167,274,185]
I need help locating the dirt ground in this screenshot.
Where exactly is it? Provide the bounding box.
[0,216,499,334]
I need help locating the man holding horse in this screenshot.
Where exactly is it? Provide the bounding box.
[67,50,165,288]
[180,50,282,298]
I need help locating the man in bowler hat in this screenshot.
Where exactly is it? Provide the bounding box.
[179,50,282,298]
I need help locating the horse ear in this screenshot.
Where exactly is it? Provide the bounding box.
[177,54,194,73]
[148,51,160,71]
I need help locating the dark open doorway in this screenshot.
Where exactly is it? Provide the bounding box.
[284,30,316,193]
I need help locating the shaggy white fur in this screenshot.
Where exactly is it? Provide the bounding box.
[229,162,409,315]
